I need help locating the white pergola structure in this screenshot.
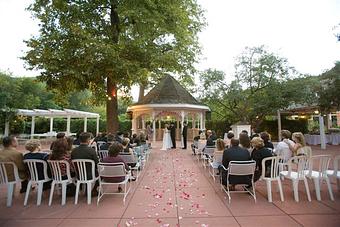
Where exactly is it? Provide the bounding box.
[127,75,210,142]
[13,108,100,138]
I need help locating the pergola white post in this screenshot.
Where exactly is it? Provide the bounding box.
[4,120,9,136]
[66,115,71,136]
[277,110,282,141]
[319,115,326,150]
[49,117,54,133]
[327,114,332,129]
[30,116,35,139]
[131,113,136,134]
[96,116,100,135]
[84,117,88,132]
[181,111,185,147]
[142,116,145,130]
[152,112,156,142]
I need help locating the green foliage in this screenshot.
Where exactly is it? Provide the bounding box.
[318,62,340,112]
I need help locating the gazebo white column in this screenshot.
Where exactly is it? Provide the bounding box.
[152,112,156,142]
[96,116,100,135]
[84,117,88,132]
[200,112,203,130]
[181,111,185,147]
[142,116,145,130]
[49,117,54,133]
[202,111,206,130]
[192,114,196,129]
[4,120,10,136]
[30,116,35,139]
[66,115,71,136]
[277,110,282,141]
[131,112,137,134]
[319,115,326,150]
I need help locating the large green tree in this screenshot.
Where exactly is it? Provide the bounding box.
[23,0,205,133]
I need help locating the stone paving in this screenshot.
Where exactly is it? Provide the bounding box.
[0,142,340,227]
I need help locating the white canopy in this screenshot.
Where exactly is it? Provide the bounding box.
[3,108,100,138]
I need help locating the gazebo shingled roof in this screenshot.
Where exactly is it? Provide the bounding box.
[132,75,201,105]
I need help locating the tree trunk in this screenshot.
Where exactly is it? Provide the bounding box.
[106,77,119,133]
[138,83,145,102]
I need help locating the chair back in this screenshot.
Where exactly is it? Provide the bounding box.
[228,160,256,176]
[0,162,21,184]
[133,146,143,157]
[24,159,50,182]
[197,141,206,153]
[333,155,340,176]
[308,155,331,178]
[262,156,280,179]
[98,162,126,179]
[193,140,198,148]
[47,160,72,182]
[287,156,308,178]
[90,144,98,152]
[297,146,312,158]
[119,153,137,164]
[97,141,106,150]
[98,150,109,161]
[213,153,223,164]
[72,159,96,181]
[203,147,215,156]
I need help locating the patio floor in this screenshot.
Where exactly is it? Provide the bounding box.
[0,142,340,227]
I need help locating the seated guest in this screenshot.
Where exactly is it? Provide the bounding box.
[250,137,273,182]
[138,132,147,145]
[222,139,251,189]
[288,132,312,158]
[0,136,28,193]
[206,130,215,147]
[199,130,206,140]
[66,137,74,153]
[274,130,294,162]
[73,132,81,146]
[260,131,274,151]
[224,131,234,148]
[130,133,140,147]
[24,139,51,190]
[115,132,124,144]
[71,132,99,196]
[191,130,202,155]
[50,132,66,150]
[102,142,133,192]
[49,138,75,178]
[121,138,133,154]
[239,132,251,153]
[99,133,115,150]
[212,139,225,173]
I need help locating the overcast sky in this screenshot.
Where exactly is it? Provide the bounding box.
[1,0,339,98]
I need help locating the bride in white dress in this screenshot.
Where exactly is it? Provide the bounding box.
[161,124,173,150]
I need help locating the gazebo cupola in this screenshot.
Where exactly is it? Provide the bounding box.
[127,75,210,142]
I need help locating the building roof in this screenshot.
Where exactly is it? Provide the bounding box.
[132,75,202,106]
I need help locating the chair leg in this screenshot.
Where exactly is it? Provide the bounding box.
[6,184,14,207]
[75,182,80,205]
[325,178,334,201]
[292,180,299,202]
[61,183,67,205]
[37,182,43,206]
[48,181,56,206]
[24,181,32,206]
[266,181,272,202]
[313,178,321,201]
[337,179,340,191]
[303,178,311,202]
[277,179,284,202]
[87,183,92,205]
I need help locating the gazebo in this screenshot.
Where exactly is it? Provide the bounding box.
[127,75,210,142]
[3,109,100,138]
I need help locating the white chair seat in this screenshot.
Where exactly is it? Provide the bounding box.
[280,171,306,180]
[326,170,340,178]
[261,156,284,202]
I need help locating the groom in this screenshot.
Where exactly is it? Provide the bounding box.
[169,122,176,149]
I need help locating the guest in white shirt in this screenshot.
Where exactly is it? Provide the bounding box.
[274,130,294,162]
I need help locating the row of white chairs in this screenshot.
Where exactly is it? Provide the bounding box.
[193,145,340,204]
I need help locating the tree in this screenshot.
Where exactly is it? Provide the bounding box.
[199,46,315,128]
[23,0,205,133]
[318,62,340,112]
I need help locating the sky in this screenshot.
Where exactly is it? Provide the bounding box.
[0,0,340,99]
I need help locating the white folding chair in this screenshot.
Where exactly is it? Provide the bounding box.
[202,147,215,168]
[47,160,73,206]
[97,162,131,205]
[0,162,23,207]
[261,156,284,202]
[72,159,98,205]
[97,141,106,150]
[221,161,256,204]
[24,159,52,206]
[133,146,146,169]
[209,153,223,182]
[280,156,311,202]
[305,155,334,201]
[327,155,340,191]
[98,150,109,161]
[120,153,140,181]
[195,141,206,162]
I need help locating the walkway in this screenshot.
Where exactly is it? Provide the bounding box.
[0,142,340,227]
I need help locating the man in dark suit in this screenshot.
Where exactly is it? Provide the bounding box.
[71,132,99,195]
[169,123,176,149]
[182,122,188,149]
[221,138,251,188]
